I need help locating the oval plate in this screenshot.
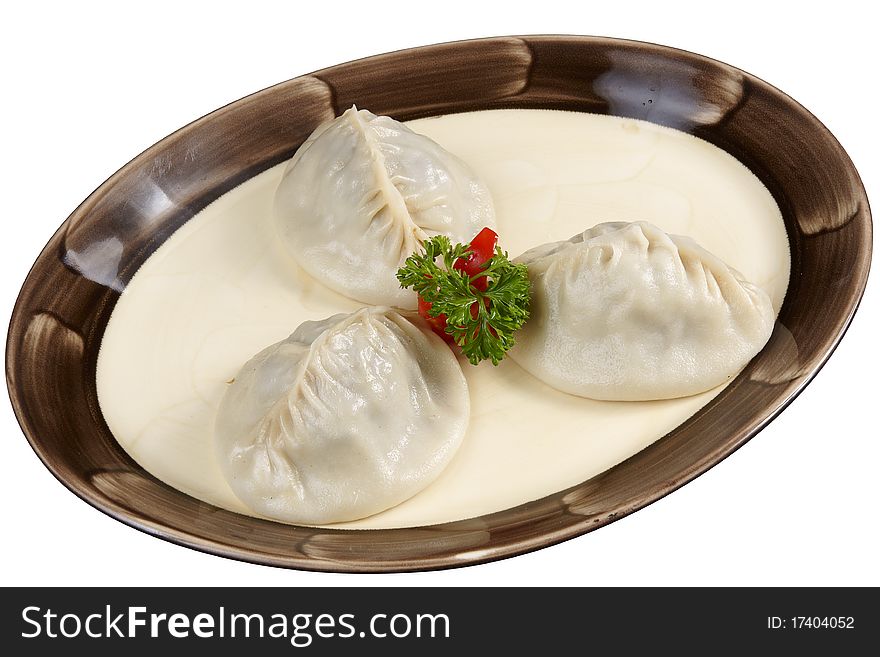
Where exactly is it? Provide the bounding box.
[6,36,872,572]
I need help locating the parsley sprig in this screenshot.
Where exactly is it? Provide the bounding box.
[396,235,530,365]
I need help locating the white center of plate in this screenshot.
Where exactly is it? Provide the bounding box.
[96,109,789,529]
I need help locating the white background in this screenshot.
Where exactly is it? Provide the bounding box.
[2,1,877,587]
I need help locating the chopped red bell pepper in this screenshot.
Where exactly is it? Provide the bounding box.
[418,227,498,341]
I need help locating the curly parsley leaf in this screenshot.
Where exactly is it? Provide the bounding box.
[396,236,531,365]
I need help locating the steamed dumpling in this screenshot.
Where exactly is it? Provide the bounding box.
[510,221,775,401]
[215,307,469,524]
[274,106,495,308]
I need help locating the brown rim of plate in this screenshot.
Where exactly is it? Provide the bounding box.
[5,35,872,573]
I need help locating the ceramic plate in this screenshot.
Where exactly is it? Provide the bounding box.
[6,36,871,572]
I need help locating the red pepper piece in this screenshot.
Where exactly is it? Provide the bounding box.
[418,227,499,342]
[453,227,498,291]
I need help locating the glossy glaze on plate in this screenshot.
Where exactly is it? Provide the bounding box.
[5,36,872,572]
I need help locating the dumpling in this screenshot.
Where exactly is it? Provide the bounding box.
[510,221,775,401]
[274,106,495,308]
[214,307,469,524]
